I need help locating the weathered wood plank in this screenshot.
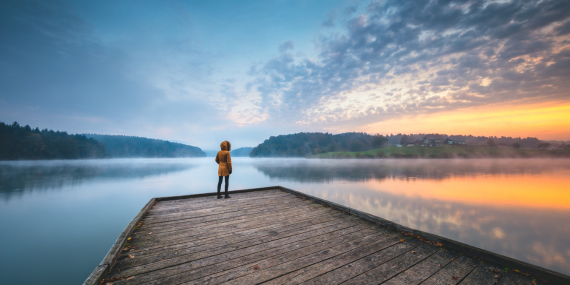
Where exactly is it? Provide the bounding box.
[219,230,395,285]
[139,201,314,233]
[180,228,391,285]
[497,271,537,285]
[149,192,293,213]
[382,249,460,285]
[264,233,406,284]
[459,262,503,285]
[106,213,361,279]
[116,208,344,267]
[142,197,304,223]
[340,243,440,285]
[132,206,333,244]
[112,225,380,285]
[139,200,314,230]
[117,223,374,282]
[420,255,480,285]
[154,190,283,207]
[82,264,107,285]
[128,209,351,255]
[301,239,423,285]
[89,188,570,285]
[137,201,323,235]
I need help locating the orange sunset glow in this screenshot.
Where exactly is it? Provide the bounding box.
[361,101,570,140]
[367,172,570,210]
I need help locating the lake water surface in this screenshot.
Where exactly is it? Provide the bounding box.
[1,158,570,284]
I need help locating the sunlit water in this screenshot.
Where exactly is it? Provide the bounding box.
[1,158,570,284]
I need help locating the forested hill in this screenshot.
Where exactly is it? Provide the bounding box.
[86,134,206,158]
[249,132,388,157]
[0,122,109,160]
[231,147,253,157]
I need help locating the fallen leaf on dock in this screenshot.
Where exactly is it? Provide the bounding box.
[127,276,134,280]
[106,283,113,285]
[149,232,152,235]
[253,265,259,270]
[495,275,498,278]
[452,276,459,280]
[491,269,500,273]
[412,251,416,254]
[128,255,135,258]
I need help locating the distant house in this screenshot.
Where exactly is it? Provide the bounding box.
[407,143,414,147]
[422,136,444,147]
[444,138,467,145]
[397,144,403,147]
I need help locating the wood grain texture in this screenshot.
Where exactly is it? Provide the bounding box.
[382,249,459,285]
[92,188,567,285]
[420,255,480,285]
[340,243,440,285]
[459,263,503,285]
[301,239,423,285]
[497,271,537,285]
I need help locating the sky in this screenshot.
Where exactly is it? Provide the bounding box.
[1,0,570,149]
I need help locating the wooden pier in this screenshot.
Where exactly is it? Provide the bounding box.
[85,186,570,285]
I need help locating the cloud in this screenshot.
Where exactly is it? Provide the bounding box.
[322,9,337,27]
[0,0,227,144]
[278,40,295,52]
[249,0,570,128]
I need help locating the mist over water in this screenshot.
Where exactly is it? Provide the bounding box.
[0,158,569,284]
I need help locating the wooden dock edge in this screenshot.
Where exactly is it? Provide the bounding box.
[82,186,279,285]
[84,185,570,285]
[277,186,570,285]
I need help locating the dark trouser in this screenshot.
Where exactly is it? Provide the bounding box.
[217,175,229,196]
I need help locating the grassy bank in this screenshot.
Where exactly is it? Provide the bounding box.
[313,145,570,159]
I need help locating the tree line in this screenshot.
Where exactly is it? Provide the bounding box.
[85,134,206,158]
[249,132,389,157]
[0,122,109,160]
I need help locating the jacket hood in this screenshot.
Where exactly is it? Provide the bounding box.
[220,141,231,151]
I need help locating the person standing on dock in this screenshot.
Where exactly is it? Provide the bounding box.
[215,141,232,199]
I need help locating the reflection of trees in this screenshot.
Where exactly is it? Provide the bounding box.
[0,161,196,200]
[253,159,570,183]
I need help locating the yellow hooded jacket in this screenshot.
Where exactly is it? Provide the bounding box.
[215,141,232,176]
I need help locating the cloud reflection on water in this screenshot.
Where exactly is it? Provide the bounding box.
[254,158,570,274]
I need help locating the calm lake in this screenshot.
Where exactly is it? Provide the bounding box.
[1,158,570,284]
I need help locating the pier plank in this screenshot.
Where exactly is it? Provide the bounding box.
[497,271,537,285]
[382,249,459,285]
[137,201,316,234]
[459,263,503,285]
[128,210,353,256]
[116,225,379,285]
[115,210,354,270]
[300,240,422,285]
[107,213,361,279]
[420,255,480,285]
[131,206,332,244]
[340,243,440,285]
[219,230,394,285]
[88,188,570,285]
[148,193,295,214]
[265,234,405,284]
